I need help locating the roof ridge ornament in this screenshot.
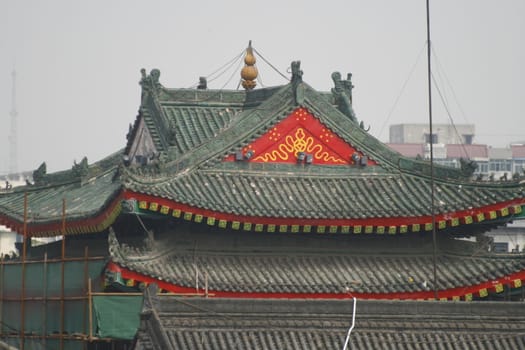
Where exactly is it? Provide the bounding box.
[291,61,304,105]
[331,72,357,123]
[241,41,258,90]
[291,61,303,84]
[72,156,89,182]
[139,68,163,102]
[33,162,47,186]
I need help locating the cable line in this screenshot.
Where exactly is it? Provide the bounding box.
[431,73,471,159]
[431,46,471,125]
[378,42,427,140]
[253,47,290,82]
[186,50,245,89]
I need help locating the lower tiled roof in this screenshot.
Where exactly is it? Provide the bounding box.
[134,297,525,350]
[108,230,525,299]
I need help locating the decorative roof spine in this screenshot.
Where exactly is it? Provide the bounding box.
[241,41,258,90]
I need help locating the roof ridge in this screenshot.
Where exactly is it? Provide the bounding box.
[198,167,392,178]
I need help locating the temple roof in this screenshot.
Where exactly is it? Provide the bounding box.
[0,52,524,236]
[119,65,524,234]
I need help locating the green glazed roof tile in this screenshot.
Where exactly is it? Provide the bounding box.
[124,170,523,220]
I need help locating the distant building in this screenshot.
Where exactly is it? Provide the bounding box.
[388,125,525,254]
[388,124,525,180]
[486,223,525,253]
[0,226,19,257]
[389,123,475,145]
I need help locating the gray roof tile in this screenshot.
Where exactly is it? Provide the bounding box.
[134,297,525,350]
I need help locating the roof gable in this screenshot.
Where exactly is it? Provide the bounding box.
[224,107,377,166]
[125,117,158,166]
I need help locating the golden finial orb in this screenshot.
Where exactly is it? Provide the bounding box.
[241,41,258,90]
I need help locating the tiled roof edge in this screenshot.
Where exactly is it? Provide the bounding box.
[0,186,123,236]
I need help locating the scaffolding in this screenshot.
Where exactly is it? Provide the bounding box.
[0,196,141,350]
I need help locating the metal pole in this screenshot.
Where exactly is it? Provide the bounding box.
[20,193,28,350]
[342,297,357,350]
[0,255,4,337]
[60,198,66,350]
[88,278,93,342]
[42,253,47,350]
[83,246,89,350]
[426,0,439,300]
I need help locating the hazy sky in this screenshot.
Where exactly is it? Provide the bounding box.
[1,0,524,174]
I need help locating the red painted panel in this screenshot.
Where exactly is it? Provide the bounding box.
[224,107,377,165]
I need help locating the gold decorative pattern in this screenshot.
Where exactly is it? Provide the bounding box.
[254,128,346,163]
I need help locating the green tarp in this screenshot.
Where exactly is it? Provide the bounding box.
[0,260,106,335]
[0,259,118,349]
[93,295,143,340]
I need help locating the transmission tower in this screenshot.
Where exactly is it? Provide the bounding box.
[9,69,18,174]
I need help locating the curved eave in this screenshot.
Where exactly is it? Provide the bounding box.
[123,190,524,234]
[0,168,123,237]
[106,260,525,301]
[0,192,123,237]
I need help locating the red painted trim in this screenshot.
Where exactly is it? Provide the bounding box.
[123,189,525,230]
[106,261,525,301]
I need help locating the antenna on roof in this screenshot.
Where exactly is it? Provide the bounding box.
[426,0,439,300]
[9,69,18,175]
